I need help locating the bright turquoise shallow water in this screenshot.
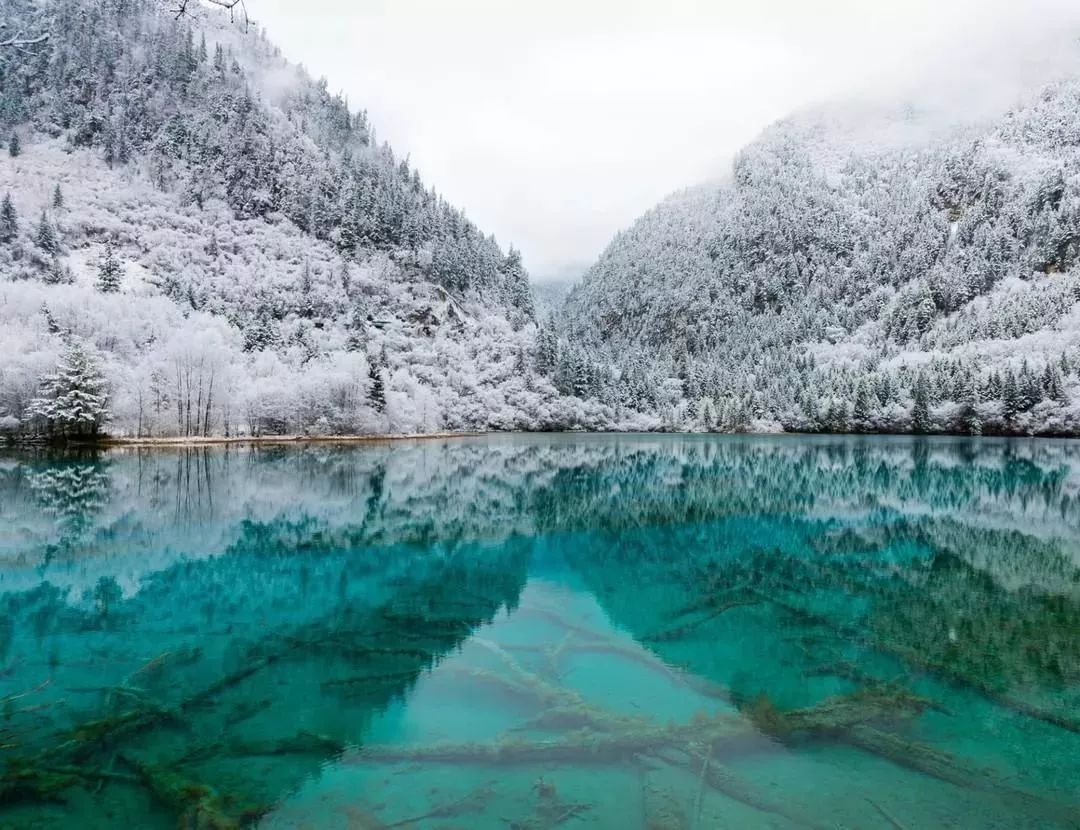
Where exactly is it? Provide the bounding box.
[0,434,1078,829]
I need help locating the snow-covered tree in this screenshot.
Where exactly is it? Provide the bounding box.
[0,192,16,243]
[96,241,122,293]
[28,343,110,438]
[33,210,57,254]
[367,347,385,413]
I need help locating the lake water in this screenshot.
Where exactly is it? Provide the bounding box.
[0,434,1078,829]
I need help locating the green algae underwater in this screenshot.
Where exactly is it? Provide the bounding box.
[0,434,1078,829]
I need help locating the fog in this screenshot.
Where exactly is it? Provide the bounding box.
[248,0,1080,280]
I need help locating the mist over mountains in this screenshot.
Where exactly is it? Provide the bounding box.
[561,61,1080,435]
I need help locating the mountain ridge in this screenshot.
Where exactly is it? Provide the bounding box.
[561,67,1080,435]
[0,0,610,439]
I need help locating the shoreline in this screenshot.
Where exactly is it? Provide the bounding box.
[5,429,1080,450]
[92,431,490,448]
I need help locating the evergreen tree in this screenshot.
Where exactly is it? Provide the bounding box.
[852,379,871,429]
[34,211,58,254]
[536,319,559,375]
[958,384,982,436]
[1002,370,1020,421]
[500,247,534,317]
[96,241,123,293]
[1017,361,1037,411]
[299,260,315,317]
[28,343,110,438]
[912,372,931,434]
[40,303,62,335]
[345,306,368,352]
[0,193,17,243]
[44,256,73,285]
[7,132,19,158]
[242,314,276,352]
[52,184,64,210]
[367,348,386,413]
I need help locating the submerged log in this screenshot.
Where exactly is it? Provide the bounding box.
[121,754,267,829]
[644,598,759,643]
[843,726,1080,827]
[348,717,762,767]
[875,641,1080,735]
[651,747,822,830]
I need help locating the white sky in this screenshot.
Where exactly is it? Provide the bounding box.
[248,0,1080,280]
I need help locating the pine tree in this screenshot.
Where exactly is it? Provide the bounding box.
[367,349,386,413]
[536,319,559,375]
[96,241,122,293]
[40,303,62,335]
[34,211,58,254]
[911,372,931,434]
[52,184,64,210]
[28,343,110,438]
[1017,361,1040,411]
[0,193,17,243]
[44,256,73,285]
[852,379,871,430]
[299,260,315,317]
[1002,370,1020,421]
[346,306,368,352]
[958,383,981,436]
[501,247,534,317]
[8,132,20,158]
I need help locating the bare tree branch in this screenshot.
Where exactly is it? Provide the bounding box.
[0,23,49,50]
[1,0,250,57]
[0,33,49,48]
[173,0,249,26]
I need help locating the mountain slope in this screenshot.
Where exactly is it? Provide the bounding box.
[563,83,1080,435]
[0,0,607,438]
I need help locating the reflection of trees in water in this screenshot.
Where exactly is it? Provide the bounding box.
[1,436,1079,823]
[563,510,1080,743]
[25,455,112,542]
[6,437,1080,564]
[0,521,532,823]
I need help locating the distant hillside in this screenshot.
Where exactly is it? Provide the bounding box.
[562,78,1080,435]
[0,0,607,439]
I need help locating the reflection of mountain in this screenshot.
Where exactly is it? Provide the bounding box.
[0,517,531,824]
[2,436,1080,823]
[5,436,1080,580]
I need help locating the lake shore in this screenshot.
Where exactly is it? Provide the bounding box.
[5,428,1080,450]
[92,431,490,448]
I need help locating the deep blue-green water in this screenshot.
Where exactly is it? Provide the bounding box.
[0,434,1078,829]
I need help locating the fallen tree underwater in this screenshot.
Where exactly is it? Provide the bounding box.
[1,579,1078,828]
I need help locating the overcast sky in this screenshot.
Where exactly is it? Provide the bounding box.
[248,0,1080,281]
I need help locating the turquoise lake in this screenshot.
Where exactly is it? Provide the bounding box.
[0,434,1078,829]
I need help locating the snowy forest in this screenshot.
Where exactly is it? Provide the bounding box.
[0,0,608,440]
[563,89,1080,435]
[5,0,1080,439]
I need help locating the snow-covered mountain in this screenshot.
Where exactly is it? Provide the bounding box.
[0,0,608,438]
[562,72,1080,435]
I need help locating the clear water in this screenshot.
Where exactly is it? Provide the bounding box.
[0,434,1078,829]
